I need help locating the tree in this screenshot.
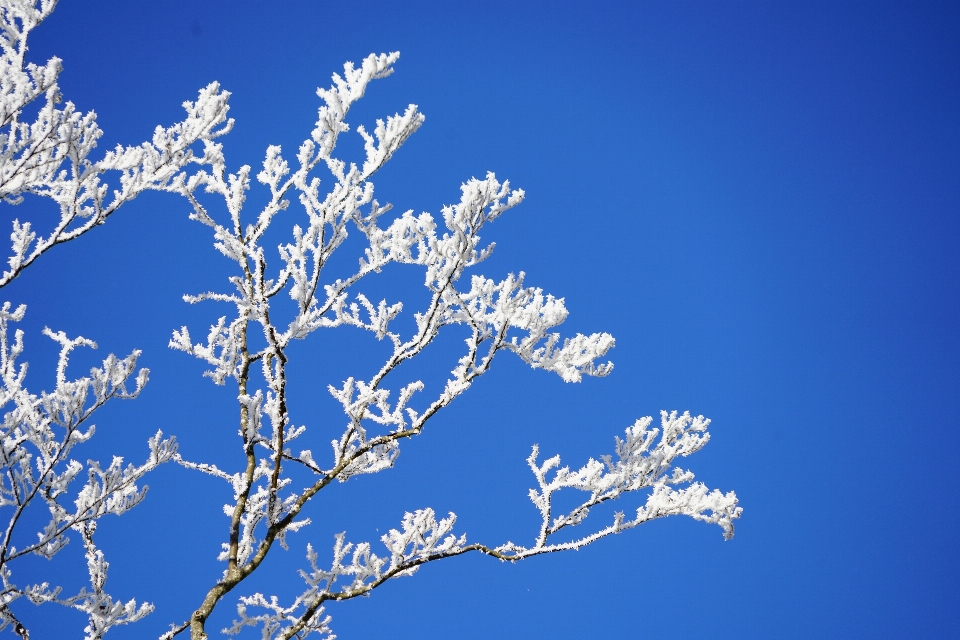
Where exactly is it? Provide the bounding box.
[0,2,741,639]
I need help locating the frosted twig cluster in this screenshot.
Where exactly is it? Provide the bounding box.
[0,1,233,636]
[166,51,740,640]
[0,0,232,288]
[0,303,178,639]
[515,410,741,552]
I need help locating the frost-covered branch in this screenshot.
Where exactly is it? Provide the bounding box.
[0,303,177,637]
[167,50,738,640]
[227,509,465,640]
[514,410,741,553]
[228,411,743,640]
[0,0,233,287]
[0,3,224,634]
[53,522,155,640]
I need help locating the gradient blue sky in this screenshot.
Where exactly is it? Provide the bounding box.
[7,1,960,638]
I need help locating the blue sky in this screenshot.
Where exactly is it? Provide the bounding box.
[7,1,960,638]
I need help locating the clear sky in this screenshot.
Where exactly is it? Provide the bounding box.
[7,1,960,638]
